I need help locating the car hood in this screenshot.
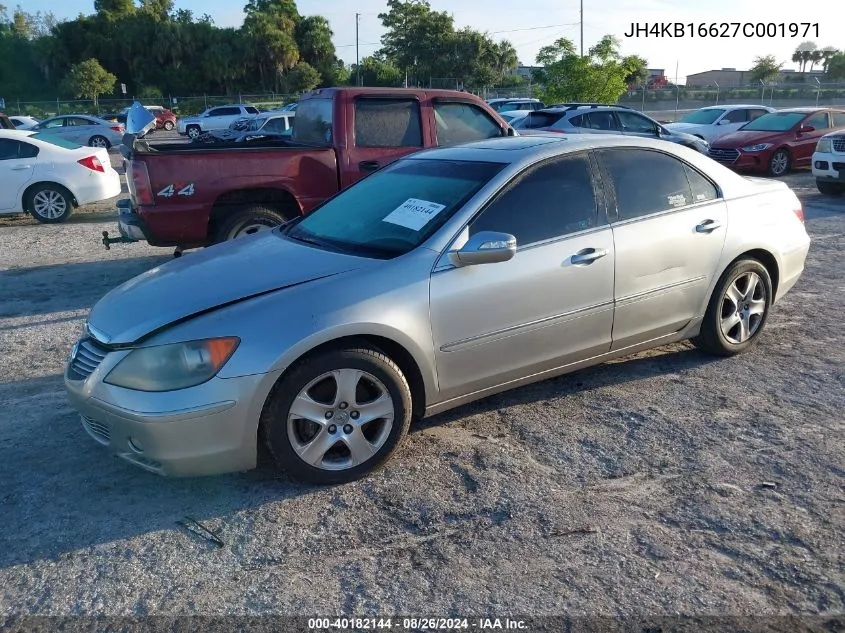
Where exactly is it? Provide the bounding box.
[711,130,785,148]
[664,122,705,133]
[86,232,371,345]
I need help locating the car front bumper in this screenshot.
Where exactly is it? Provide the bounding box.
[811,151,845,181]
[708,148,773,173]
[64,343,268,477]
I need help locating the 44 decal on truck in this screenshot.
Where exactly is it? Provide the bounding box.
[157,183,195,197]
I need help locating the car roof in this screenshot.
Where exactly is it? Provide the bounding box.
[488,98,541,103]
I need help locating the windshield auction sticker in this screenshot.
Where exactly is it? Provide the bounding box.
[382,198,446,231]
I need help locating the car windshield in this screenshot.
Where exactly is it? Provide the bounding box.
[284,159,505,258]
[679,109,725,124]
[29,132,82,149]
[742,112,806,132]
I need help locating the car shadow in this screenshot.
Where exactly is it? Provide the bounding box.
[0,346,717,569]
[0,254,171,319]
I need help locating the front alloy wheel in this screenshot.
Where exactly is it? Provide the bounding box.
[768,149,790,177]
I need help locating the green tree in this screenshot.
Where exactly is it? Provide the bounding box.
[749,55,783,84]
[793,40,817,73]
[93,0,135,21]
[534,35,646,104]
[139,0,174,21]
[243,0,300,90]
[377,0,454,85]
[820,46,839,73]
[352,55,403,87]
[63,58,116,105]
[827,52,845,81]
[282,60,321,93]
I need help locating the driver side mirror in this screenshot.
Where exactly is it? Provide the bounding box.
[717,118,732,125]
[449,231,516,267]
[799,124,815,133]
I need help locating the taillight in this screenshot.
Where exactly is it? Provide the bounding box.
[794,204,804,223]
[129,161,154,205]
[110,125,123,133]
[77,155,105,172]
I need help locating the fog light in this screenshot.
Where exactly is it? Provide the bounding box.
[128,437,144,453]
[816,161,829,170]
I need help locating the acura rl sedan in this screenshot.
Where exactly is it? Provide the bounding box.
[65,135,810,484]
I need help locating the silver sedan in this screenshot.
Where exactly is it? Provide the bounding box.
[30,114,124,148]
[65,135,811,484]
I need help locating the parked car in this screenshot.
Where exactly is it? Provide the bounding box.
[29,114,125,148]
[109,87,515,250]
[177,104,260,139]
[0,129,121,223]
[66,134,810,483]
[664,105,774,143]
[811,130,845,196]
[486,98,545,112]
[707,107,845,176]
[195,112,295,144]
[8,115,40,130]
[514,104,710,154]
[278,102,298,112]
[0,113,14,129]
[499,110,531,125]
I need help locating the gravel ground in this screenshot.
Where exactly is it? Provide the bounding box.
[0,152,843,625]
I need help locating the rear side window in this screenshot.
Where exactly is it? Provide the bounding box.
[292,98,334,144]
[684,165,719,203]
[584,111,618,131]
[354,98,422,148]
[66,117,92,126]
[601,148,696,220]
[520,111,563,129]
[0,139,39,160]
[832,112,845,127]
[433,102,501,146]
[209,107,240,117]
[244,106,259,115]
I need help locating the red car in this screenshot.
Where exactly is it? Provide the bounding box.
[146,105,177,131]
[708,107,845,176]
[0,113,14,129]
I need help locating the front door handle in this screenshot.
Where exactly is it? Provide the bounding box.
[11,165,32,170]
[696,219,722,233]
[359,160,380,172]
[571,247,608,265]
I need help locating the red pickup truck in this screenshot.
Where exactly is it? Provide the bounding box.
[111,87,515,252]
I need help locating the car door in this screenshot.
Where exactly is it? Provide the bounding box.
[35,116,67,140]
[340,96,427,188]
[0,139,37,211]
[615,110,661,139]
[791,111,831,166]
[429,152,615,399]
[66,117,96,144]
[596,147,728,349]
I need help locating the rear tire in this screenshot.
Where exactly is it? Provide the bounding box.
[817,180,844,196]
[213,205,290,242]
[692,259,773,357]
[163,121,175,131]
[88,135,110,149]
[26,184,74,224]
[260,345,413,484]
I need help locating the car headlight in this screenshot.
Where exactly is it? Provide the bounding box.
[741,143,772,152]
[104,337,239,392]
[816,138,832,153]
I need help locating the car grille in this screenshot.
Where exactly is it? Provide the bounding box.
[81,415,110,445]
[68,338,109,381]
[833,138,845,153]
[708,148,740,163]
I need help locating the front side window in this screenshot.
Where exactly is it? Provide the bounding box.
[39,118,64,129]
[616,111,658,134]
[355,98,422,148]
[433,102,501,146]
[285,159,504,258]
[679,109,725,125]
[292,98,333,144]
[601,148,697,221]
[469,153,598,245]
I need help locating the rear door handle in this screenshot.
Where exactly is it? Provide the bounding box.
[571,247,609,265]
[359,160,380,172]
[696,219,722,233]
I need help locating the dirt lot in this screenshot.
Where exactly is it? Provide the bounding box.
[0,153,843,625]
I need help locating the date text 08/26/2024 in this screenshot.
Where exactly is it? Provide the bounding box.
[624,22,819,38]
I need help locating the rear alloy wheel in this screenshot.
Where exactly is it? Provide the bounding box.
[163,121,175,131]
[186,125,201,139]
[692,259,772,356]
[768,149,790,177]
[817,180,844,196]
[260,346,413,484]
[214,205,289,241]
[27,185,73,223]
[88,135,110,149]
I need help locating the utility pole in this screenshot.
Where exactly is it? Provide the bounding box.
[580,0,583,56]
[356,13,361,86]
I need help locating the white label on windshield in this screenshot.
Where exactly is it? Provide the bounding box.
[382,198,446,231]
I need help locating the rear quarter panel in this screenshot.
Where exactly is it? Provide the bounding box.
[132,146,339,244]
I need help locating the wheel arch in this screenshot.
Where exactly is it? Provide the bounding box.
[209,187,301,235]
[21,181,78,211]
[725,247,780,300]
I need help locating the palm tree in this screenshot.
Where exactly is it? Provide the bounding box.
[808,50,823,72]
[494,40,519,79]
[791,50,803,72]
[821,46,839,73]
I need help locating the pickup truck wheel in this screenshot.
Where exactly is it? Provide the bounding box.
[215,206,288,241]
[186,125,201,139]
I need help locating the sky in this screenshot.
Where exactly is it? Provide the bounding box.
[17,0,835,83]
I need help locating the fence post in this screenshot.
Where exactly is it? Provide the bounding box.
[204,94,208,109]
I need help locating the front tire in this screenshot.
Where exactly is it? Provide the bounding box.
[817,180,844,196]
[260,346,413,484]
[213,205,289,241]
[768,149,790,177]
[692,259,773,357]
[186,125,201,139]
[89,135,110,149]
[27,184,74,223]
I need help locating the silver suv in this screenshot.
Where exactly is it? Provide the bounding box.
[514,103,710,154]
[486,98,545,113]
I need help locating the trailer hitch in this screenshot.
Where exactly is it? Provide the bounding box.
[101,231,137,250]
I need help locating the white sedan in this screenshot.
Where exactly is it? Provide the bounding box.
[0,130,121,223]
[9,115,40,130]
